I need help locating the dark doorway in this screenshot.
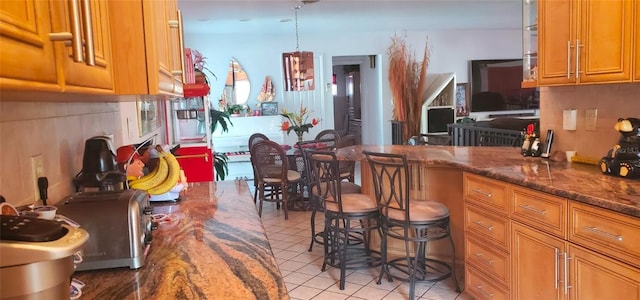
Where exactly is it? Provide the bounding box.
[332,64,361,144]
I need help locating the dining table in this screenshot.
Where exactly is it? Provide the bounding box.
[279,142,331,211]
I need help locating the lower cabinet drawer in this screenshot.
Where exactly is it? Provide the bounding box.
[569,202,640,268]
[465,233,510,286]
[465,265,510,300]
[464,203,510,251]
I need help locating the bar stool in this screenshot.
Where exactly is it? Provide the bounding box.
[363,151,461,300]
[306,149,381,290]
[301,148,362,251]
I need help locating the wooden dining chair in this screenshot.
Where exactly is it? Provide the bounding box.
[248,133,270,202]
[250,140,301,220]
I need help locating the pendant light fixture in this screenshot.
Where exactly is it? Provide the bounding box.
[282,5,314,91]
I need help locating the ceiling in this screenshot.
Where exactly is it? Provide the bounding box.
[178,0,524,35]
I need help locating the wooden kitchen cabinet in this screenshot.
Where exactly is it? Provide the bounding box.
[0,0,113,94]
[463,173,511,299]
[109,0,184,97]
[56,0,113,92]
[538,0,633,86]
[512,222,566,300]
[568,244,640,300]
[635,0,640,82]
[512,227,640,300]
[464,171,640,299]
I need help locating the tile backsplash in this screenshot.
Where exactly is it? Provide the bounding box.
[539,83,640,161]
[0,97,167,207]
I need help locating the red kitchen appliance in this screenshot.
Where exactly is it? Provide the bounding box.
[164,85,214,182]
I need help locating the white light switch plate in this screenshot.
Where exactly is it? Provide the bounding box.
[585,109,597,131]
[563,109,577,131]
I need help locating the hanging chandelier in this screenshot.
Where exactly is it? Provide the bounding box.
[282,5,314,91]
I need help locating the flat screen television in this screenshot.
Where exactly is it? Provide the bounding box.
[469,59,538,118]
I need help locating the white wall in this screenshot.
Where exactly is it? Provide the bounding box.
[184,28,522,144]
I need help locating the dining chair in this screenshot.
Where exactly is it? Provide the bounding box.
[306,149,381,290]
[250,140,301,220]
[363,151,461,300]
[248,133,270,203]
[314,129,342,150]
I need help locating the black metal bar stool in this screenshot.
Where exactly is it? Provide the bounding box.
[363,150,461,300]
[301,148,362,251]
[307,149,381,290]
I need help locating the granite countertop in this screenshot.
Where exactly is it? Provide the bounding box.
[74,181,289,300]
[336,145,640,218]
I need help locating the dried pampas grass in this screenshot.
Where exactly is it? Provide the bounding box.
[387,34,430,142]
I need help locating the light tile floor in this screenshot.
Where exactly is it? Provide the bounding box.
[258,202,473,300]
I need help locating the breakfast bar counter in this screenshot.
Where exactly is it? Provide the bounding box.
[337,145,640,218]
[74,181,288,300]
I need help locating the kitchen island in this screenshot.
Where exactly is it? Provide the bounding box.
[337,145,640,217]
[74,181,288,300]
[337,145,640,300]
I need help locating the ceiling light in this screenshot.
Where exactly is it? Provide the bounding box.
[282,5,314,91]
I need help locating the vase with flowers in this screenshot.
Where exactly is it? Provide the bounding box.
[192,49,217,84]
[280,105,319,143]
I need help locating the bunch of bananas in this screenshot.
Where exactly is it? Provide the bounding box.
[128,147,181,195]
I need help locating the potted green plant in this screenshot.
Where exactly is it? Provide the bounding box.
[211,109,232,180]
[227,104,244,116]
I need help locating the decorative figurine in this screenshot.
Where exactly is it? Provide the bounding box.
[600,117,640,178]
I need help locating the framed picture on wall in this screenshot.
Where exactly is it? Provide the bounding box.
[455,83,469,117]
[261,102,279,116]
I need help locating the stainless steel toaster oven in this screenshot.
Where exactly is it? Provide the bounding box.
[56,189,153,271]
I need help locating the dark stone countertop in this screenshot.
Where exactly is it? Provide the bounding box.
[74,181,288,300]
[336,145,640,218]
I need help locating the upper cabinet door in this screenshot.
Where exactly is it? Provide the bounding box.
[0,0,59,90]
[54,0,113,92]
[537,0,576,86]
[635,1,640,82]
[538,0,633,86]
[577,0,633,84]
[143,0,176,95]
[108,0,182,96]
[169,8,185,95]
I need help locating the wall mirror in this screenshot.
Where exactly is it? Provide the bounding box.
[221,58,250,105]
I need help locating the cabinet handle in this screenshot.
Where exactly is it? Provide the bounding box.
[584,226,623,241]
[175,154,209,162]
[475,253,493,266]
[80,0,95,66]
[518,204,546,215]
[472,189,492,198]
[566,40,572,79]
[575,39,581,79]
[473,220,493,231]
[475,285,494,298]
[564,252,573,295]
[177,10,186,83]
[50,0,83,62]
[554,248,559,289]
